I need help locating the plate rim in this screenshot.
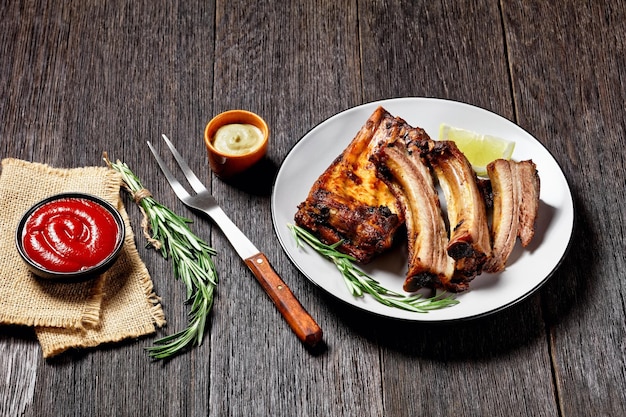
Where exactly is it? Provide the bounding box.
[270,96,575,322]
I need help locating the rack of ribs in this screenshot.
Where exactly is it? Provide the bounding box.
[295,106,540,293]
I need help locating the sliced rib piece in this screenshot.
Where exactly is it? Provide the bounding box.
[294,107,404,264]
[371,122,459,292]
[484,159,540,273]
[517,160,541,246]
[424,140,491,279]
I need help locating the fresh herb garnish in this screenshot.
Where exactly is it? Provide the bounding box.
[105,155,218,359]
[288,224,458,312]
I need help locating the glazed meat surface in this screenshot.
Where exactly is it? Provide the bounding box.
[294,107,404,263]
[424,140,491,280]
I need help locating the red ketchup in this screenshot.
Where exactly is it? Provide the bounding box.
[22,197,119,273]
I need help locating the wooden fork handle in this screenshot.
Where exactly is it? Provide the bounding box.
[245,253,323,347]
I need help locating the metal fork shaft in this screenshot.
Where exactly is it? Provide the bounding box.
[198,203,259,260]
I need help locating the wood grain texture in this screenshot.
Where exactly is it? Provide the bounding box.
[0,328,38,416]
[1,0,625,416]
[244,252,323,347]
[357,2,556,416]
[503,0,626,415]
[208,1,383,416]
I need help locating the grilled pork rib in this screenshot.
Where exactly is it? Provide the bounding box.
[484,159,540,273]
[294,107,404,263]
[371,118,458,292]
[517,160,540,246]
[424,140,491,279]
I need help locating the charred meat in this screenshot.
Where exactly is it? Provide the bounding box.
[295,106,541,293]
[294,107,404,263]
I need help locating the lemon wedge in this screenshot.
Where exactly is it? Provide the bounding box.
[438,124,515,177]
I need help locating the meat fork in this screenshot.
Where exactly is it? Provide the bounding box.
[147,134,323,348]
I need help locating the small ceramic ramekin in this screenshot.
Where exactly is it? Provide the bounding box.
[204,110,269,178]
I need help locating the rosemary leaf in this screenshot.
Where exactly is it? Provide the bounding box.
[105,156,219,359]
[287,224,459,313]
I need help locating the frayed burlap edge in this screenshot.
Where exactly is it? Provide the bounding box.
[0,158,165,357]
[121,206,166,328]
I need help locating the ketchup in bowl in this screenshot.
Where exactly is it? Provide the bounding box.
[16,193,125,280]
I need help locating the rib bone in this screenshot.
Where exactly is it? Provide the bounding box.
[372,122,458,292]
[424,140,491,279]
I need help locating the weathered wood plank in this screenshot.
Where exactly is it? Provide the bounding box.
[208,0,386,416]
[2,0,625,416]
[0,327,39,417]
[1,1,215,416]
[503,0,626,415]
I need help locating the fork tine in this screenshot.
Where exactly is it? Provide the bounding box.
[160,134,208,194]
[147,140,193,202]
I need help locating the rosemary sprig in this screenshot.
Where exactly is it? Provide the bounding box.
[287,224,458,313]
[105,156,218,359]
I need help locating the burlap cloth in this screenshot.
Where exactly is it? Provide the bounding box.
[0,158,165,358]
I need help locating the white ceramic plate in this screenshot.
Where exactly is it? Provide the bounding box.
[271,97,574,321]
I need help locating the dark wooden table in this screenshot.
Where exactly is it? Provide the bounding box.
[2,1,624,416]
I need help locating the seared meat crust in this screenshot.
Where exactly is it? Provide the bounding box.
[424,140,491,280]
[294,107,404,263]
